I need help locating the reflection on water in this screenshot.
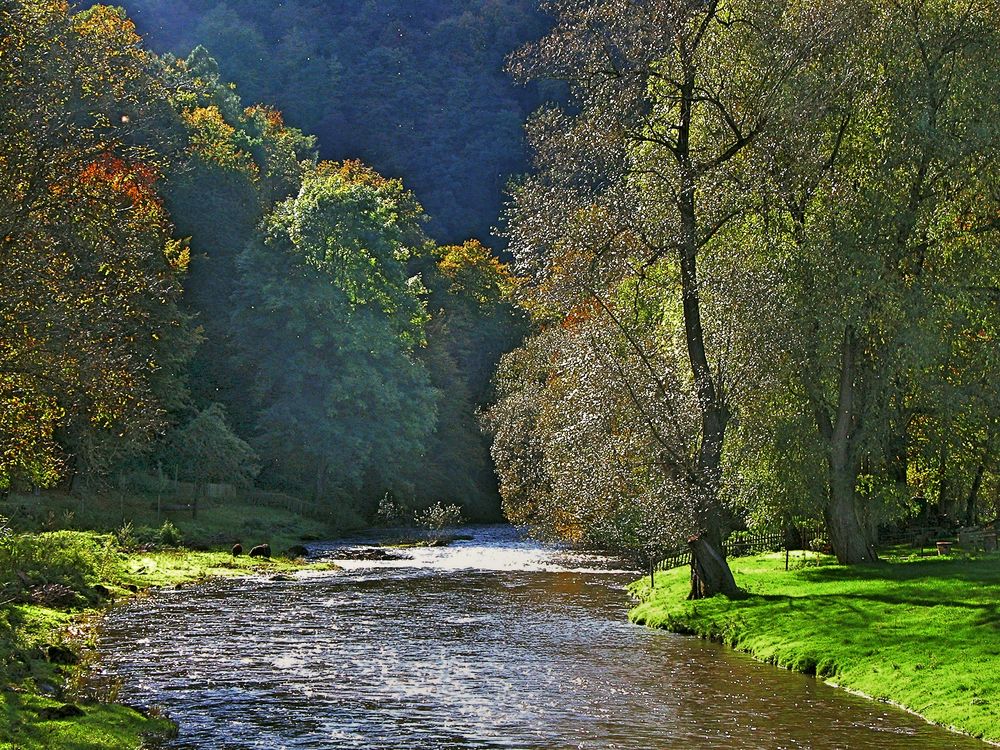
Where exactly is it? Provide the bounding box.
[97,526,985,749]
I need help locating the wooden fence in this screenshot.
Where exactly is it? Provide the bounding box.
[653,522,998,573]
[120,472,334,522]
[653,528,819,572]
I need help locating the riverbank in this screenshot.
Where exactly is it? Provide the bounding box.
[2,489,359,552]
[0,527,335,750]
[630,552,1000,745]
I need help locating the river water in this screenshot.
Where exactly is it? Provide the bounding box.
[97,526,983,749]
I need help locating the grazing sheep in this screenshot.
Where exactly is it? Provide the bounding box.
[248,543,271,559]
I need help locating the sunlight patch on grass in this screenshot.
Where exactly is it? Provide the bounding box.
[630,553,1000,743]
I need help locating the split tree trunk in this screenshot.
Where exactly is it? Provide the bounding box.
[689,534,740,599]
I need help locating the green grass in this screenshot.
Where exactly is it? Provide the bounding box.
[0,691,176,750]
[0,524,339,750]
[630,552,1000,744]
[4,489,359,553]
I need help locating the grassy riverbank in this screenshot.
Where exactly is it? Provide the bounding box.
[0,523,336,750]
[630,552,1000,745]
[3,489,360,552]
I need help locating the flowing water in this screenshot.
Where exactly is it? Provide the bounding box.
[97,526,983,749]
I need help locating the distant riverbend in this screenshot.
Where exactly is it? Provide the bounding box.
[97,527,987,749]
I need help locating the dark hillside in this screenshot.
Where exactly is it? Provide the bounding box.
[89,0,553,244]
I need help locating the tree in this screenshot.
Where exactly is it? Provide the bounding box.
[757,0,1000,562]
[504,0,836,596]
[157,403,259,493]
[159,47,317,437]
[0,1,196,487]
[488,319,703,567]
[412,240,528,519]
[233,162,438,509]
[84,0,552,244]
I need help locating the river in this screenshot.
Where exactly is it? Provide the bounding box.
[97,526,984,749]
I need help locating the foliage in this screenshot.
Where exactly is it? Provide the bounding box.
[374,494,406,527]
[498,0,1000,573]
[414,502,464,533]
[156,404,259,489]
[498,0,835,590]
[0,0,197,488]
[747,0,1000,560]
[233,162,438,508]
[159,46,318,438]
[0,531,123,603]
[414,242,527,518]
[488,320,702,558]
[88,0,553,244]
[155,520,183,548]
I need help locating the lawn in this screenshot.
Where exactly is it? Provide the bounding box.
[630,552,1000,744]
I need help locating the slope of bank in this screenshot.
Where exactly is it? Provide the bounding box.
[3,489,361,552]
[0,526,335,750]
[630,553,1000,745]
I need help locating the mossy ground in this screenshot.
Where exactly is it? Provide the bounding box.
[0,498,342,750]
[630,551,1000,744]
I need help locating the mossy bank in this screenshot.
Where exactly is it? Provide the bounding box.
[630,552,1000,746]
[0,507,339,750]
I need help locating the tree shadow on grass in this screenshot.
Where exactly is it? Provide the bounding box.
[740,590,1000,631]
[795,556,1000,586]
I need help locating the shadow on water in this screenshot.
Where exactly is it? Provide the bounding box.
[97,526,989,749]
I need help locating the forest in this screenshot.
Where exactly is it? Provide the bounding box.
[3,1,1000,747]
[3,0,1000,581]
[81,0,556,245]
[488,0,1000,594]
[1,0,526,524]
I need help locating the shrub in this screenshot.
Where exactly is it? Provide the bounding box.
[114,521,137,550]
[156,520,183,548]
[809,535,831,553]
[375,493,406,527]
[414,502,464,534]
[0,531,124,599]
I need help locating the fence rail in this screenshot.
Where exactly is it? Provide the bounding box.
[653,522,999,573]
[653,528,819,572]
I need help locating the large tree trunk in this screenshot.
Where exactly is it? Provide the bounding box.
[687,403,738,597]
[826,457,878,563]
[823,326,878,564]
[689,533,740,599]
[675,54,740,598]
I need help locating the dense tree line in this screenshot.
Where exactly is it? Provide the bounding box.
[1,1,524,521]
[80,0,555,246]
[490,0,1000,594]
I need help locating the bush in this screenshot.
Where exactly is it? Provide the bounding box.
[0,530,123,600]
[375,493,407,527]
[156,521,183,548]
[414,502,464,534]
[809,535,831,553]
